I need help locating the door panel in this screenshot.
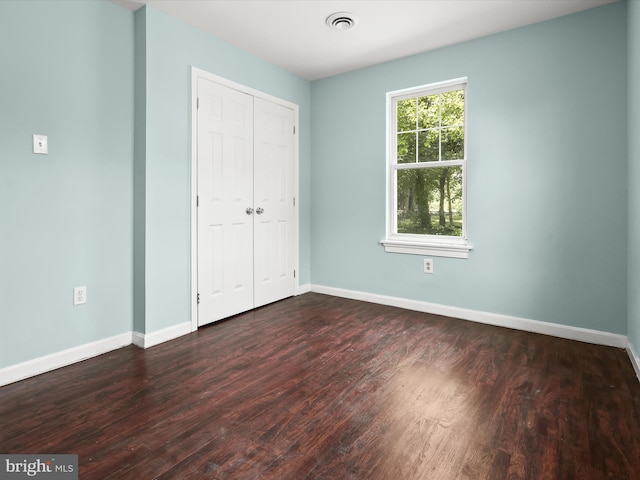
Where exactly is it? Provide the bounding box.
[197,78,254,326]
[253,97,295,308]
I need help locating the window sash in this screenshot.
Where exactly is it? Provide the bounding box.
[390,165,467,241]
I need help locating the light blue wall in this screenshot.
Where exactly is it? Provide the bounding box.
[0,0,635,374]
[311,3,628,334]
[0,1,134,367]
[0,1,311,370]
[138,7,312,332]
[629,0,640,354]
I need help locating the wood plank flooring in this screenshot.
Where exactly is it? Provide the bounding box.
[1,293,640,479]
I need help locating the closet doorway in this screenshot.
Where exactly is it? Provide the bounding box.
[191,68,299,328]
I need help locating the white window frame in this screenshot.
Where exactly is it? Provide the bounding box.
[382,78,472,259]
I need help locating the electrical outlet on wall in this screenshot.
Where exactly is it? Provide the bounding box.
[423,258,434,274]
[73,286,87,306]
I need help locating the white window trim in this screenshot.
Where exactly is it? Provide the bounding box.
[381,238,471,258]
[383,77,472,259]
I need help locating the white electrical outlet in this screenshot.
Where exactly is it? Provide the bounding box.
[423,258,434,274]
[73,286,87,305]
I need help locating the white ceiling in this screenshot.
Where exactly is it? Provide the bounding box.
[114,0,617,81]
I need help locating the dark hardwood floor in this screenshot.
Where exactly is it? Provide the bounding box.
[2,293,640,479]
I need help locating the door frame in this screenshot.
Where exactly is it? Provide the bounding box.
[190,67,300,332]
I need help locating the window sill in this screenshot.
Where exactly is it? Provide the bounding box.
[381,238,472,258]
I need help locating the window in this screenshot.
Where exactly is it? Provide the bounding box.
[382,78,471,258]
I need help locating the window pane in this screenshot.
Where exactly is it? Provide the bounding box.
[441,90,464,126]
[396,166,463,236]
[418,130,439,162]
[417,94,440,130]
[397,132,416,163]
[441,126,464,160]
[397,99,416,132]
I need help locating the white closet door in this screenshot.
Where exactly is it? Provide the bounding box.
[253,98,295,308]
[197,77,254,326]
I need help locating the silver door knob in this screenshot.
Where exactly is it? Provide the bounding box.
[246,207,254,215]
[256,207,264,215]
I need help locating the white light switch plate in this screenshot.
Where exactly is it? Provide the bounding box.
[33,134,48,154]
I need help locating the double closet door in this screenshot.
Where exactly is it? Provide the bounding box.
[196,77,295,327]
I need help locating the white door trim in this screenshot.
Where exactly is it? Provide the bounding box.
[190,67,300,332]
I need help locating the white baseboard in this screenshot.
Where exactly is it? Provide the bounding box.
[1,322,192,388]
[0,332,132,388]
[132,322,191,349]
[627,340,640,383]
[3,289,634,388]
[310,284,628,349]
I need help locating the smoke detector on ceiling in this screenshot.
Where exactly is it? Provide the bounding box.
[326,12,358,31]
